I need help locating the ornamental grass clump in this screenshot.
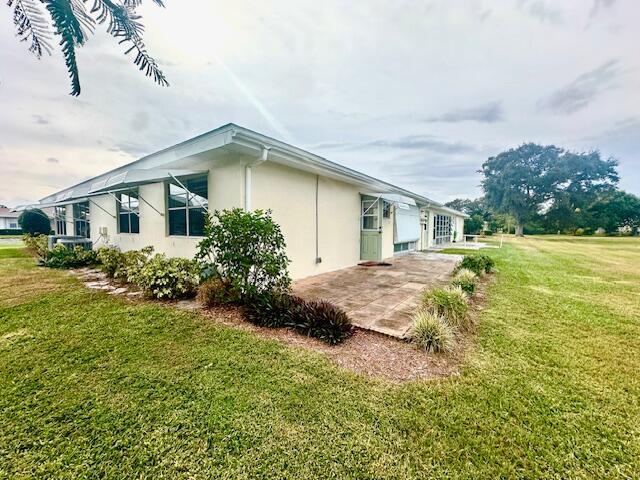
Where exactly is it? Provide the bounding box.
[410,311,455,353]
[451,268,477,294]
[422,285,469,328]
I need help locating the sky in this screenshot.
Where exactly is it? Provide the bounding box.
[1,0,639,208]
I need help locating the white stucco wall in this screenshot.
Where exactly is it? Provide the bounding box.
[454,216,465,242]
[86,156,245,258]
[0,217,20,229]
[78,156,363,280]
[251,161,362,279]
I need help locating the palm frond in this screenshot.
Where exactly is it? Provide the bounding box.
[8,0,53,57]
[90,0,168,87]
[44,0,93,96]
[122,0,165,8]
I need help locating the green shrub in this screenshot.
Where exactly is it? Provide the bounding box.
[196,208,291,300]
[23,234,49,259]
[135,254,200,299]
[482,230,493,236]
[287,299,353,345]
[117,247,154,283]
[197,277,241,308]
[18,209,51,235]
[96,246,124,278]
[451,268,477,294]
[410,311,455,353]
[96,246,154,282]
[422,285,469,328]
[242,291,297,328]
[42,245,97,269]
[458,253,495,275]
[573,228,585,236]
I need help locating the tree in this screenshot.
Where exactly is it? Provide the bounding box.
[481,144,618,236]
[587,191,640,234]
[195,209,292,300]
[445,198,491,234]
[7,0,168,96]
[18,208,52,235]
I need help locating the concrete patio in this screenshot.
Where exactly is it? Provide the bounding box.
[293,252,462,338]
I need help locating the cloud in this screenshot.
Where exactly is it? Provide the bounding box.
[518,0,564,24]
[114,141,151,157]
[590,0,617,18]
[130,111,150,131]
[426,101,504,124]
[314,135,478,155]
[537,60,620,114]
[32,115,50,125]
[46,157,59,163]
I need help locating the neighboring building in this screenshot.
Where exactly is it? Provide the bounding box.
[21,124,467,280]
[0,206,20,230]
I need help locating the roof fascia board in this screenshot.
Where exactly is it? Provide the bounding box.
[229,128,441,207]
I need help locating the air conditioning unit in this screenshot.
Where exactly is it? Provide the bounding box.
[99,226,108,236]
[47,235,93,251]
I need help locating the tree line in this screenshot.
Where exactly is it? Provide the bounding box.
[446,144,640,236]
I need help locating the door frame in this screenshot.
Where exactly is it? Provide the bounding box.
[360,195,382,261]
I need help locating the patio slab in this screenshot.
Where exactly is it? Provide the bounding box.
[293,252,462,338]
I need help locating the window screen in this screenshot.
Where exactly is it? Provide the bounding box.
[54,205,67,235]
[73,202,90,238]
[117,189,140,234]
[167,175,208,236]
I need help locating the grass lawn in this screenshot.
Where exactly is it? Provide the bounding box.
[1,237,639,478]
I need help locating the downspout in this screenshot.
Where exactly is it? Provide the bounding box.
[315,174,321,264]
[244,146,270,210]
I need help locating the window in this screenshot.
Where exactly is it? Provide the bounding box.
[167,175,208,236]
[54,205,67,235]
[117,189,140,234]
[73,202,90,238]
[382,201,391,219]
[361,199,380,230]
[9,222,18,229]
[394,241,417,253]
[433,214,452,245]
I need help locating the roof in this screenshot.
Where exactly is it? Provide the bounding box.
[32,123,468,217]
[0,207,20,218]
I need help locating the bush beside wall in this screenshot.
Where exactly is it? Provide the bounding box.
[42,245,98,269]
[457,253,495,276]
[135,254,200,300]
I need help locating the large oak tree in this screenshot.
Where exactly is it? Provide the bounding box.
[480,144,618,236]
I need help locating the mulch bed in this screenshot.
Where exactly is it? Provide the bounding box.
[72,268,493,382]
[198,276,493,382]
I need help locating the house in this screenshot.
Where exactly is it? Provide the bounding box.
[0,206,20,231]
[22,124,467,279]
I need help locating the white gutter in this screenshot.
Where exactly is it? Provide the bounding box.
[244,146,270,210]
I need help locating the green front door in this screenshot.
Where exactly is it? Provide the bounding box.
[360,196,382,261]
